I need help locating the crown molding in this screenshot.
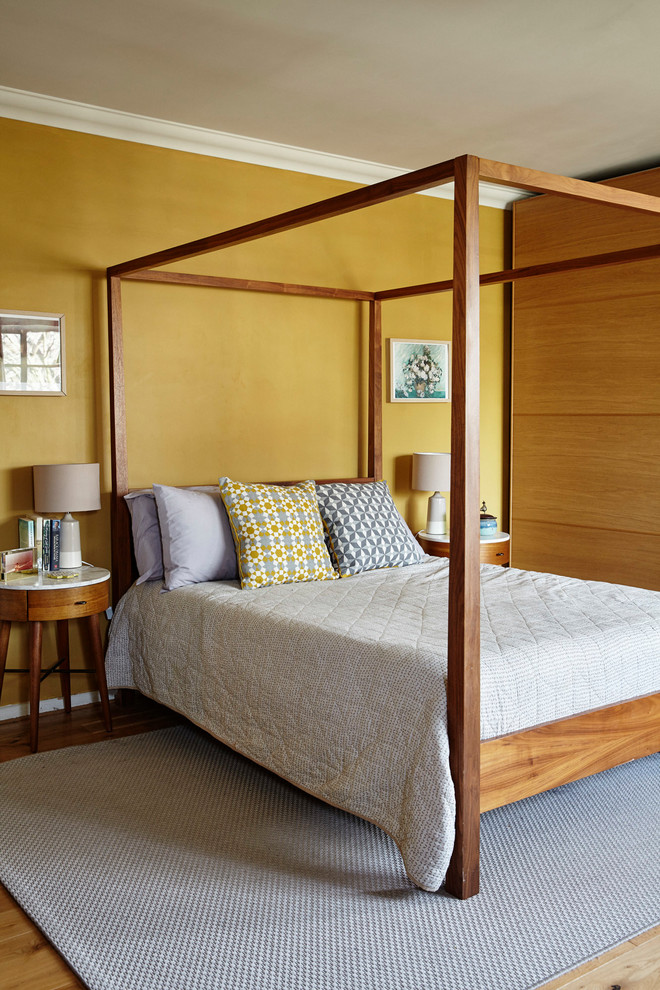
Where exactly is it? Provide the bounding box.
[0,86,527,210]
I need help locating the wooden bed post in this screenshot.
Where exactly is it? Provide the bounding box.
[445,155,481,899]
[368,300,383,480]
[107,274,132,605]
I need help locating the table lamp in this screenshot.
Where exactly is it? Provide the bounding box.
[412,452,451,536]
[33,463,101,568]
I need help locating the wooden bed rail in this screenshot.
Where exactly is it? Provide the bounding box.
[481,693,660,812]
[107,152,660,900]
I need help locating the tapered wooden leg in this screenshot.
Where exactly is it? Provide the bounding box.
[87,612,112,733]
[0,620,11,703]
[55,619,72,713]
[29,621,43,753]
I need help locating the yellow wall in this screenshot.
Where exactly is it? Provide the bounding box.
[0,116,509,710]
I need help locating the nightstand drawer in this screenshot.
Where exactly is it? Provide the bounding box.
[417,531,510,567]
[417,535,450,558]
[480,542,510,566]
[27,580,109,620]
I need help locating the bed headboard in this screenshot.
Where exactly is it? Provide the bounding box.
[117,475,378,600]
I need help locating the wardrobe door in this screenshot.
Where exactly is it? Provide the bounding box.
[511,168,660,591]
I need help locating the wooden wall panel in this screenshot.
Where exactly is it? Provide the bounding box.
[512,521,660,591]
[513,265,660,416]
[512,415,660,534]
[512,168,660,590]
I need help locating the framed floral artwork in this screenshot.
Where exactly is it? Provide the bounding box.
[389,338,451,402]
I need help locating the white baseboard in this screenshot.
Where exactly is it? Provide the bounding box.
[0,690,116,722]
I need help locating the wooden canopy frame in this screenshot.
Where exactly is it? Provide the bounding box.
[107,155,660,899]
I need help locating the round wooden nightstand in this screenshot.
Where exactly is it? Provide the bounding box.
[0,565,113,751]
[417,531,510,566]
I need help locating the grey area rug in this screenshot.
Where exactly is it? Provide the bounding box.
[0,727,658,990]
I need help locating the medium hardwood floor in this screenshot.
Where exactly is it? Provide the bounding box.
[0,700,658,990]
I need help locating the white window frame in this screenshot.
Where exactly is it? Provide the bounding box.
[0,310,66,396]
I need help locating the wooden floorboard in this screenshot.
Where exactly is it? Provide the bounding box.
[0,696,182,762]
[549,934,660,990]
[0,700,657,990]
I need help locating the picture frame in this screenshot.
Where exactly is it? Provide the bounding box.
[389,338,451,402]
[0,310,66,396]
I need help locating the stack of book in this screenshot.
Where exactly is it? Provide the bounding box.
[18,514,62,573]
[42,518,61,572]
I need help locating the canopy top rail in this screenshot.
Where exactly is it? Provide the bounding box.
[480,159,660,215]
[375,240,660,301]
[107,155,660,281]
[119,241,660,307]
[122,269,375,302]
[107,158,456,278]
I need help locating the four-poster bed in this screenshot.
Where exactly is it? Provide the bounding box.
[105,155,660,898]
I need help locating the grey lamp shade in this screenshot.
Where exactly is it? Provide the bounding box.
[412,452,451,492]
[33,463,101,513]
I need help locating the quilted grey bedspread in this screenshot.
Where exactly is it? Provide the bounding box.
[105,559,660,890]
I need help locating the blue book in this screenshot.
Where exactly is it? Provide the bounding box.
[50,518,61,571]
[42,518,51,572]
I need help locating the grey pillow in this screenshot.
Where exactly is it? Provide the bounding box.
[124,490,163,585]
[315,480,425,576]
[153,484,238,591]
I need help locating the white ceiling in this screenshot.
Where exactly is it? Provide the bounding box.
[1,0,660,182]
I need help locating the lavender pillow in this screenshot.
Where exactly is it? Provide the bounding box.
[124,490,163,585]
[153,484,238,591]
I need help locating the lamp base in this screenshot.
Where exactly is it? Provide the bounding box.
[426,492,447,537]
[59,512,82,569]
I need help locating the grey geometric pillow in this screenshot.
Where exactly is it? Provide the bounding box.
[315,480,425,576]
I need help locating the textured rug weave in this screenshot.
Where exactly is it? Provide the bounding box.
[0,726,658,990]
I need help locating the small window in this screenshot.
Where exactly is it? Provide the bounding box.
[0,311,66,395]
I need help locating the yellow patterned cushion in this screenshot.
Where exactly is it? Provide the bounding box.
[218,478,339,590]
